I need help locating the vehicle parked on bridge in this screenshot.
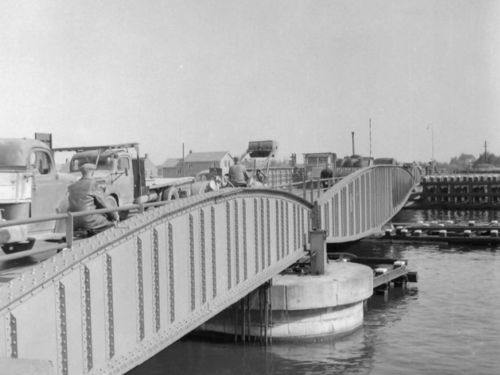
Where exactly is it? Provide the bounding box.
[373,157,398,165]
[54,143,195,218]
[0,138,76,252]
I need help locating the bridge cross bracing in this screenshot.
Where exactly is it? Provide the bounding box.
[0,165,414,375]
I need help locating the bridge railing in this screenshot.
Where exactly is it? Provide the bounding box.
[271,176,343,202]
[0,201,173,261]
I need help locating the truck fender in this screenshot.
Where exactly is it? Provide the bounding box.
[164,187,179,200]
[54,193,70,233]
[191,181,212,195]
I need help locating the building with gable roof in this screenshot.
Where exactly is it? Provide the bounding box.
[158,151,232,178]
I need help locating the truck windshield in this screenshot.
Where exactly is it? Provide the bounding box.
[0,154,26,169]
[70,155,115,172]
[0,142,28,169]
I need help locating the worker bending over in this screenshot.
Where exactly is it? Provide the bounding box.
[228,156,249,187]
[68,163,119,234]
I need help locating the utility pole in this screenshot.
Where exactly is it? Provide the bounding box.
[351,131,355,156]
[428,125,434,161]
[182,142,185,176]
[369,118,372,158]
[484,140,488,162]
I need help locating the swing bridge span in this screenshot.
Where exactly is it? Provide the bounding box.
[0,165,415,375]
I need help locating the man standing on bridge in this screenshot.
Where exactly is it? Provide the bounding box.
[228,156,249,187]
[320,162,334,189]
[68,163,119,234]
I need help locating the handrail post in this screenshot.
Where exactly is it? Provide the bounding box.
[302,172,306,200]
[66,213,74,249]
[310,179,314,203]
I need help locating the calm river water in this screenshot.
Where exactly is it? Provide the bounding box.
[129,209,500,375]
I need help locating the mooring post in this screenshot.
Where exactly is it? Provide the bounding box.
[310,229,327,275]
[311,201,320,229]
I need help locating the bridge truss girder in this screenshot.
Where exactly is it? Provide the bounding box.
[0,190,311,375]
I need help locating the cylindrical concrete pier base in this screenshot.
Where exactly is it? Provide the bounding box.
[198,262,373,341]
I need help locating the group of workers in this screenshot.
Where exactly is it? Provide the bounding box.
[68,157,267,235]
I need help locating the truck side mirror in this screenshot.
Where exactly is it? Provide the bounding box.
[111,158,118,172]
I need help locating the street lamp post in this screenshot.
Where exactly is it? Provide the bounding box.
[427,124,434,161]
[431,126,434,161]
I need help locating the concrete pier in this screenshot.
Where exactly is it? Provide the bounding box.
[198,261,373,341]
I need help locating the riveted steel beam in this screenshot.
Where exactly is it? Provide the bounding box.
[81,265,92,372]
[105,254,115,360]
[56,282,68,375]
[242,199,248,281]
[210,207,217,300]
[152,229,160,333]
[167,222,175,323]
[200,209,206,305]
[0,189,315,375]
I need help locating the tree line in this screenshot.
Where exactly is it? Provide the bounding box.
[448,152,500,171]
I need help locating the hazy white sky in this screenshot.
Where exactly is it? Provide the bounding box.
[1,0,499,164]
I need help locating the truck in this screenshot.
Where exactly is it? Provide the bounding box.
[0,139,194,254]
[0,138,76,252]
[53,142,195,214]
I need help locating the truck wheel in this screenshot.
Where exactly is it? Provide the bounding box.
[106,196,127,220]
[164,187,179,201]
[106,196,118,207]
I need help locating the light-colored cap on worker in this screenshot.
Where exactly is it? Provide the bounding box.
[80,163,96,175]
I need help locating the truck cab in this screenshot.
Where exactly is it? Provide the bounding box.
[0,138,75,248]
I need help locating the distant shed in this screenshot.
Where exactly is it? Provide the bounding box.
[158,151,232,178]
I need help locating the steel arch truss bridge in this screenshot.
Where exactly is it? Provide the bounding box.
[0,165,414,375]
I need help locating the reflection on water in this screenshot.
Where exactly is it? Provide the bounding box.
[129,209,500,375]
[267,328,375,375]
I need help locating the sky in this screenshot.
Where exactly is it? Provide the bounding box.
[1,0,499,165]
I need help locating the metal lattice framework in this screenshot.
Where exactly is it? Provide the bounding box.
[316,165,414,243]
[0,189,311,375]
